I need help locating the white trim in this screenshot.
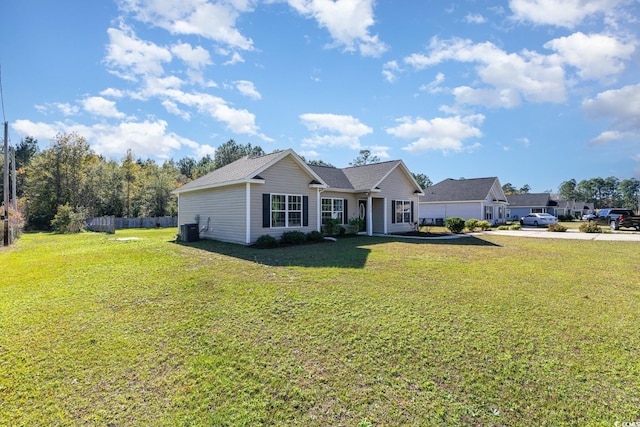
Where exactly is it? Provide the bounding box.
[173,178,265,195]
[245,183,251,244]
[367,195,373,236]
[316,188,322,232]
[320,197,345,225]
[383,198,388,234]
[270,193,303,228]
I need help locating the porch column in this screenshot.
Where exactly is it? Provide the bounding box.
[367,195,373,236]
[317,189,322,232]
[383,198,388,234]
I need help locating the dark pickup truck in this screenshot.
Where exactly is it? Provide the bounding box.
[590,208,640,231]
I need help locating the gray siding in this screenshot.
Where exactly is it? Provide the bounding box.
[249,156,319,243]
[376,167,419,233]
[178,184,247,244]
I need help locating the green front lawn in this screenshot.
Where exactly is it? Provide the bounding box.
[1,229,639,425]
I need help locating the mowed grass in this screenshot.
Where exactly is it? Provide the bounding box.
[1,229,639,426]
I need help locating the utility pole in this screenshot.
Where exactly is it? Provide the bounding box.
[11,146,16,210]
[3,121,9,246]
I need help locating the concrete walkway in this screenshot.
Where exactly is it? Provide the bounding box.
[478,228,640,241]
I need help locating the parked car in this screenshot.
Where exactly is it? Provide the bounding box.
[520,213,559,227]
[589,208,640,231]
[581,213,596,221]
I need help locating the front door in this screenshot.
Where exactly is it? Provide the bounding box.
[358,200,367,232]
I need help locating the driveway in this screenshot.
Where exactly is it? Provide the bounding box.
[484,228,640,241]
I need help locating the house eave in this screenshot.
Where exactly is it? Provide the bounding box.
[173,178,264,195]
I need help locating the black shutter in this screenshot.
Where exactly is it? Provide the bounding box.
[303,196,309,226]
[262,193,270,228]
[391,200,396,223]
[411,201,414,223]
[343,199,348,224]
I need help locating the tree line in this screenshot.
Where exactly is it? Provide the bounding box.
[556,177,640,210]
[2,132,639,231]
[501,177,640,210]
[1,133,267,229]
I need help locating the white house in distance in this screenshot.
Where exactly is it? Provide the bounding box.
[419,177,508,225]
[172,149,424,245]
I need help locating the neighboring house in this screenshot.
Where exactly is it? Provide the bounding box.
[418,177,508,225]
[506,193,558,220]
[172,149,424,245]
[555,200,595,218]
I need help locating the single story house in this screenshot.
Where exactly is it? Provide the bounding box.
[418,177,508,225]
[505,193,558,220]
[172,149,424,244]
[555,200,595,218]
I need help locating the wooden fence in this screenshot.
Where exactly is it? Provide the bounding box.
[86,216,177,234]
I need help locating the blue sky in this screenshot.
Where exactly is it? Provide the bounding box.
[2,0,639,193]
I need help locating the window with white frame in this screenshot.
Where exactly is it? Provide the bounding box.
[394,200,412,224]
[271,194,302,227]
[321,198,344,224]
[485,205,493,221]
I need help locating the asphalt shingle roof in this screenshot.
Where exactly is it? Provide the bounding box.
[341,161,403,190]
[174,150,285,193]
[308,165,354,189]
[506,193,552,207]
[420,177,500,202]
[175,151,418,194]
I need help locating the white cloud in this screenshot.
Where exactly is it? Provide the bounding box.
[420,72,446,94]
[404,37,566,107]
[56,103,80,116]
[223,51,245,65]
[161,100,191,120]
[368,145,390,159]
[509,0,626,28]
[34,103,79,116]
[583,83,640,120]
[387,114,484,153]
[382,60,401,83]
[171,42,212,69]
[464,13,486,24]
[82,96,127,119]
[299,113,373,149]
[100,88,126,98]
[452,86,522,108]
[11,120,60,141]
[105,25,172,80]
[287,0,387,57]
[589,130,635,145]
[11,118,200,159]
[194,143,216,158]
[544,32,635,80]
[583,83,640,144]
[118,0,254,51]
[235,80,262,100]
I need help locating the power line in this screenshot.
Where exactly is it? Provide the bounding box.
[0,64,6,124]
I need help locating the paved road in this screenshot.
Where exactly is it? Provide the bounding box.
[484,228,640,241]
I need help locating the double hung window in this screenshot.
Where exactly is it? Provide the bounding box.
[271,194,302,228]
[394,200,412,224]
[321,198,344,224]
